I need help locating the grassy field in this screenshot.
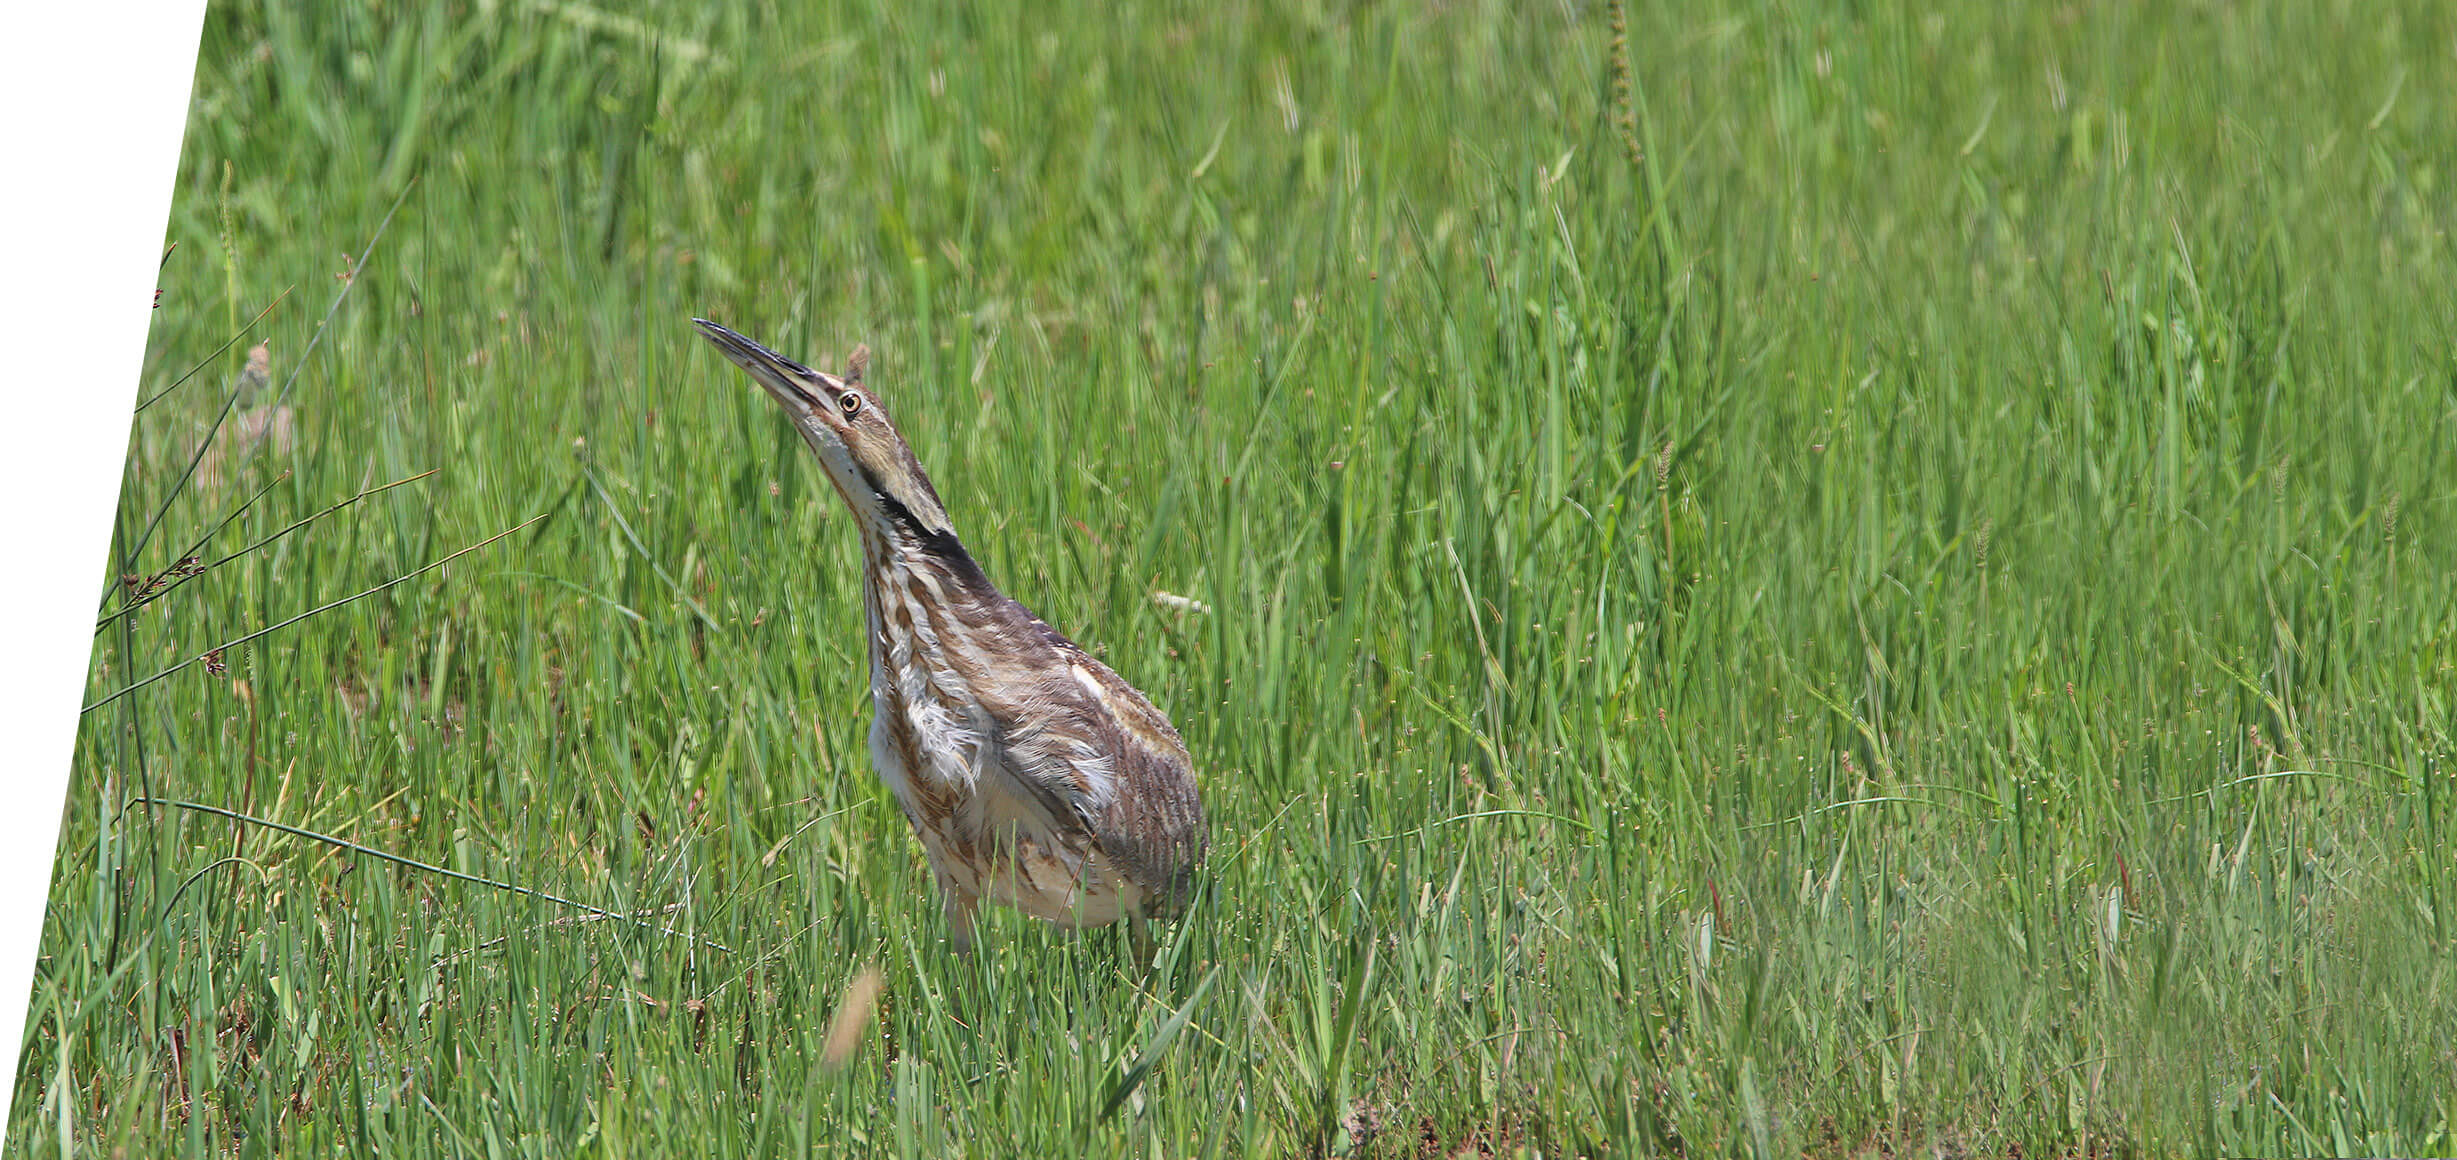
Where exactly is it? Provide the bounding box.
[17,0,2457,1154]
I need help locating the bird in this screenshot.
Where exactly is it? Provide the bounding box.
[693,319,1206,956]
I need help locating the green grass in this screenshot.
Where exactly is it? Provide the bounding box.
[17,0,2457,1155]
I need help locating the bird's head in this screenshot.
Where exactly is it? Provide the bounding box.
[693,319,954,538]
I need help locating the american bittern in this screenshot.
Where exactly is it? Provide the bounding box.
[694,320,1206,954]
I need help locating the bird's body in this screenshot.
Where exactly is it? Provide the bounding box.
[695,320,1204,953]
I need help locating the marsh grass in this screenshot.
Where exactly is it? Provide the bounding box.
[14,0,2456,1155]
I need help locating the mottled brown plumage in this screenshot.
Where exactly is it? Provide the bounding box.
[694,319,1205,954]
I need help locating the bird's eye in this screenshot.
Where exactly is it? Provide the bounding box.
[839,393,862,417]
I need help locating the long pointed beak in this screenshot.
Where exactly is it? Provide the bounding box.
[693,318,831,412]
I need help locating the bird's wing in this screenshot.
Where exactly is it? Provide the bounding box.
[1084,694,1207,913]
[983,652,1205,909]
[977,715,1108,839]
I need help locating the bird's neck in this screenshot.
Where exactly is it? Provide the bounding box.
[857,523,994,667]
